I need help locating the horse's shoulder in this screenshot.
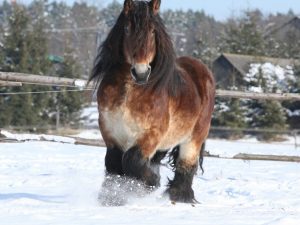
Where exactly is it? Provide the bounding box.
[176,56,215,101]
[177,56,214,81]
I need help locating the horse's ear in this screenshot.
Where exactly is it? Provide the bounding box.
[124,0,133,15]
[150,0,161,15]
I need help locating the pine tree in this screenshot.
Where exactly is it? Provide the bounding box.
[27,0,53,126]
[49,46,83,127]
[282,64,300,129]
[221,10,265,56]
[0,2,51,129]
[245,65,288,139]
[0,4,35,127]
[212,98,247,139]
[248,100,287,140]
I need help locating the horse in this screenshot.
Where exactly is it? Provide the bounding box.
[89,0,215,203]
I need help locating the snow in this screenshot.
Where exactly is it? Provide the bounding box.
[207,138,300,158]
[0,130,75,144]
[73,129,102,140]
[74,79,87,88]
[245,63,295,93]
[0,138,300,225]
[80,103,99,128]
[287,109,300,117]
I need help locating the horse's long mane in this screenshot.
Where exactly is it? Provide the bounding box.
[89,1,182,95]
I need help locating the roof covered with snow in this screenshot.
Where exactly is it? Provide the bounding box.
[219,53,299,77]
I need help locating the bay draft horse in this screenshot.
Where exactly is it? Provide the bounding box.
[89,0,215,203]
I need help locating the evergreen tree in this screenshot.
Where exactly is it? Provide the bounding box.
[28,0,52,126]
[283,31,300,59]
[264,37,282,58]
[212,97,247,139]
[221,10,265,56]
[49,46,83,127]
[0,2,51,128]
[245,65,288,139]
[0,4,35,127]
[282,64,300,129]
[248,100,287,140]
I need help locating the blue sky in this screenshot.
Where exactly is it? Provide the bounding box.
[4,0,300,21]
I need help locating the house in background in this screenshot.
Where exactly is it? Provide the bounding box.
[212,53,297,89]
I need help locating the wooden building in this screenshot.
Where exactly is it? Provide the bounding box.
[212,53,297,89]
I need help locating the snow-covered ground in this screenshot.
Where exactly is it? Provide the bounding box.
[0,139,300,225]
[80,103,99,128]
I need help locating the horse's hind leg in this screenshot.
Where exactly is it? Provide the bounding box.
[151,151,168,164]
[151,150,168,177]
[166,141,202,203]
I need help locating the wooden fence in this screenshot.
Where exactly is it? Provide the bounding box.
[1,72,300,101]
[0,72,91,88]
[1,132,299,163]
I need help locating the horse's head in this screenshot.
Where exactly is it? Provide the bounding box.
[90,0,178,94]
[122,0,161,85]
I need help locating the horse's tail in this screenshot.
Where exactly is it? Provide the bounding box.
[168,143,205,174]
[168,146,180,172]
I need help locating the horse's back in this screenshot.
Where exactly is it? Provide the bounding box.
[176,56,215,104]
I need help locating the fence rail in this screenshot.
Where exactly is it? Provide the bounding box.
[1,132,299,163]
[1,72,300,101]
[0,80,22,87]
[0,72,92,88]
[216,90,300,101]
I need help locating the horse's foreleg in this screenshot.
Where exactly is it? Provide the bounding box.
[166,142,201,203]
[122,146,160,187]
[105,146,124,175]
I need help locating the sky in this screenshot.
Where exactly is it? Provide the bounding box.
[2,0,300,21]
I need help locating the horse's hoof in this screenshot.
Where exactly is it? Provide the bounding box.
[165,186,197,203]
[143,170,160,188]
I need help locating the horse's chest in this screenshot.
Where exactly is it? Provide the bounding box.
[99,82,169,151]
[100,102,143,151]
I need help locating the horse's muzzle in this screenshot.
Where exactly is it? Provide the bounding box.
[130,64,151,85]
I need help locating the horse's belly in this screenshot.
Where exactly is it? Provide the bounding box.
[101,108,141,151]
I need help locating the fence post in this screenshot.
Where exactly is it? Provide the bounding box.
[291,130,298,149]
[55,93,60,130]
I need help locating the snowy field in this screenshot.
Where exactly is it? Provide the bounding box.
[0,139,300,225]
